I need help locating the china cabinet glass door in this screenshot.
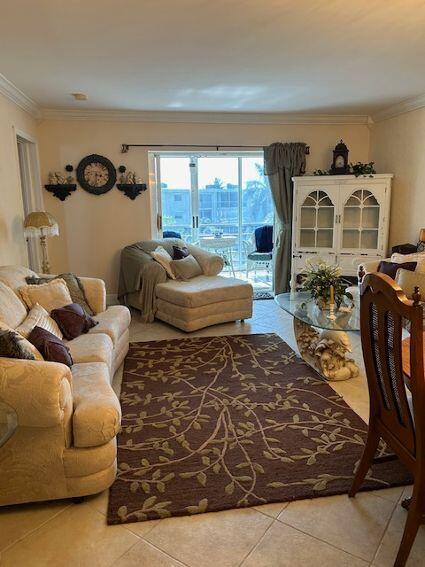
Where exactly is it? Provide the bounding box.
[340,187,382,252]
[297,188,337,251]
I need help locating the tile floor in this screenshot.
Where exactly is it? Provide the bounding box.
[1,300,424,566]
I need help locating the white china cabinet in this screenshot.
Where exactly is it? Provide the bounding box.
[290,174,393,289]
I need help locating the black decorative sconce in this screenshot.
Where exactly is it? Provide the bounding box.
[44,165,77,201]
[116,165,147,200]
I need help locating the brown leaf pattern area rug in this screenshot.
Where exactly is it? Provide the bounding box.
[107,333,411,525]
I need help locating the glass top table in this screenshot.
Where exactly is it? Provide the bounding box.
[275,292,360,332]
[275,292,360,381]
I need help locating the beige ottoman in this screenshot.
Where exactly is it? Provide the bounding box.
[155,275,253,332]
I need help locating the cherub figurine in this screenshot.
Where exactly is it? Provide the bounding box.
[314,330,359,381]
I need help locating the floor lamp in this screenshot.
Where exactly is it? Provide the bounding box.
[23,211,59,274]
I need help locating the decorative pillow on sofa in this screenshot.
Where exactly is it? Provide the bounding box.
[172,245,190,260]
[170,255,202,280]
[378,261,417,280]
[25,273,95,315]
[0,323,43,361]
[50,303,98,340]
[150,246,176,279]
[19,278,72,312]
[28,326,73,367]
[395,268,425,299]
[16,303,63,339]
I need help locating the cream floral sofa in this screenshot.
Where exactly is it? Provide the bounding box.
[0,266,130,506]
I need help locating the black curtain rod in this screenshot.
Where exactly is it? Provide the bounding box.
[121,143,310,154]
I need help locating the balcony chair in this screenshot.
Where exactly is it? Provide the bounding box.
[349,272,425,567]
[243,225,273,281]
[163,230,182,239]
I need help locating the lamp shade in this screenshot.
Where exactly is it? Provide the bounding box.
[24,211,59,238]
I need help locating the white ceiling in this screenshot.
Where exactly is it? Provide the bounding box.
[1,0,425,115]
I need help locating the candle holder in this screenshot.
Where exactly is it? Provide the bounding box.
[328,303,336,321]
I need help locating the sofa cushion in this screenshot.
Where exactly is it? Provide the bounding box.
[0,265,37,295]
[395,268,425,298]
[155,275,253,308]
[378,260,417,280]
[71,362,121,448]
[88,305,131,346]
[170,255,202,280]
[16,303,63,339]
[0,281,27,328]
[26,273,95,315]
[19,279,73,312]
[28,326,73,367]
[66,332,113,369]
[51,303,98,340]
[151,246,176,279]
[0,322,43,360]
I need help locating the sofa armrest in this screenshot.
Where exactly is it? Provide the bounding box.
[79,277,106,314]
[188,244,224,276]
[0,359,73,429]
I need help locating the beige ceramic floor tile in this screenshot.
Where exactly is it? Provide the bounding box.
[0,500,70,552]
[85,489,109,516]
[1,503,139,567]
[242,520,368,567]
[145,507,273,567]
[122,518,161,538]
[372,499,425,566]
[370,485,408,503]
[254,502,289,519]
[277,492,395,562]
[113,540,187,567]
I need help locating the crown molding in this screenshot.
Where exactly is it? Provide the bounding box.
[40,107,370,125]
[372,93,425,122]
[0,73,41,119]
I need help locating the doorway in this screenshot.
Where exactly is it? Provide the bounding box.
[16,132,43,271]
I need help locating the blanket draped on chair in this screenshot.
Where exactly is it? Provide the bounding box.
[118,238,182,322]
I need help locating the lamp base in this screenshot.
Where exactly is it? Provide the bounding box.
[40,235,51,274]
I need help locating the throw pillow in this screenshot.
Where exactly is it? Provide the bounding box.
[25,273,94,315]
[28,326,73,367]
[395,268,425,299]
[378,261,417,280]
[391,252,425,264]
[0,281,28,329]
[172,245,190,260]
[19,278,72,312]
[16,303,63,339]
[0,324,43,361]
[150,246,176,279]
[50,303,98,340]
[170,255,202,280]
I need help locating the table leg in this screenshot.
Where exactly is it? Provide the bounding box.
[293,318,359,381]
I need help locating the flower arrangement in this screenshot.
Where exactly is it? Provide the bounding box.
[301,258,352,308]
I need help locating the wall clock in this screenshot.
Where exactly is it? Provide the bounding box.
[76,154,117,195]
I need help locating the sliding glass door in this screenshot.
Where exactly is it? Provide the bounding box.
[156,152,273,283]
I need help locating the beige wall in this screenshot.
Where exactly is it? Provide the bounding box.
[38,119,370,292]
[0,93,39,266]
[370,108,425,249]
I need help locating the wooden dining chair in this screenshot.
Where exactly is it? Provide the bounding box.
[349,272,425,567]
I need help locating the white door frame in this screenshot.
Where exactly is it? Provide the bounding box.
[14,128,44,272]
